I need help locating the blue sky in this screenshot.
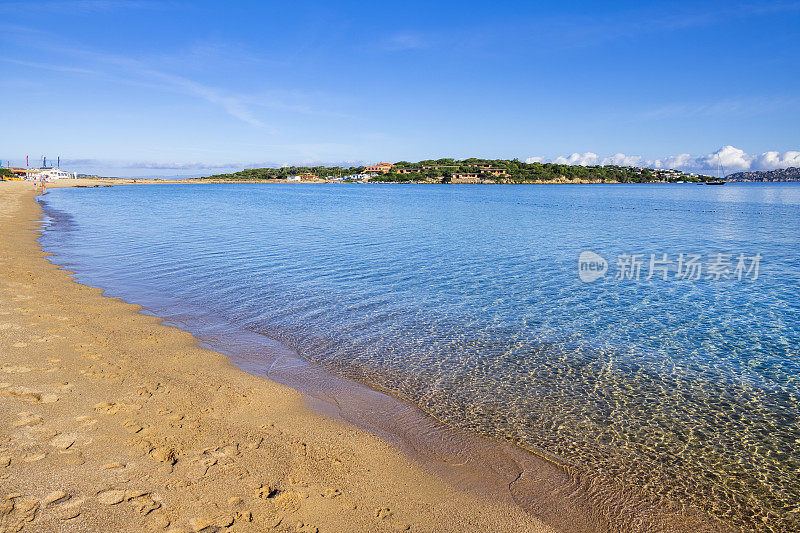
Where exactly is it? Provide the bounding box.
[1,0,799,176]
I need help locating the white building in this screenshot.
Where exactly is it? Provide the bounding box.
[39,168,76,180]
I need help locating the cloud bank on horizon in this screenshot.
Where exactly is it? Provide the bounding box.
[526,146,800,173]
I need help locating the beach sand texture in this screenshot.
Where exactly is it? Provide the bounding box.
[0,180,553,532]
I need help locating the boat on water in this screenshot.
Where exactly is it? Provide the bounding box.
[705,152,727,185]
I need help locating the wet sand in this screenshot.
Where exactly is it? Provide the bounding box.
[0,181,728,532]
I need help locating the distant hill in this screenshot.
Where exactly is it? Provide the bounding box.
[726,167,800,182]
[198,158,707,184]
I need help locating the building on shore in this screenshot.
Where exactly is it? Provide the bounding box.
[40,168,75,180]
[286,173,318,181]
[3,167,76,181]
[484,168,508,177]
[364,163,394,174]
[346,173,377,180]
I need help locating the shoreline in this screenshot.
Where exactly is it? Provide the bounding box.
[26,177,794,188]
[1,181,727,531]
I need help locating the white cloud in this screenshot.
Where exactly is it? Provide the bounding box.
[601,153,643,166]
[554,152,599,166]
[529,146,800,173]
[649,153,695,170]
[753,150,800,170]
[696,145,750,171]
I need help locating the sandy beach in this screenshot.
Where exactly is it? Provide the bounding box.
[0,180,734,533]
[0,180,558,532]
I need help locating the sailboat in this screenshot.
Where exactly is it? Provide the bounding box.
[706,151,727,185]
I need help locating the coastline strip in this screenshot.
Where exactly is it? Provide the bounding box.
[0,181,550,532]
[0,181,730,532]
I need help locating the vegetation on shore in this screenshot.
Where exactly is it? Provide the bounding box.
[199,166,365,181]
[197,158,709,183]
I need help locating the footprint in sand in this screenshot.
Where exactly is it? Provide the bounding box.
[53,496,85,520]
[2,496,40,528]
[189,512,236,531]
[188,517,216,531]
[188,456,218,480]
[49,434,77,450]
[94,400,141,415]
[43,491,71,506]
[13,412,43,427]
[0,386,58,404]
[129,493,162,516]
[61,452,86,466]
[59,508,81,520]
[75,415,97,428]
[97,490,126,505]
[122,418,144,434]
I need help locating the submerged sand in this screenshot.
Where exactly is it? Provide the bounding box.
[0,181,731,532]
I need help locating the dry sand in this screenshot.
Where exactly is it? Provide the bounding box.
[0,180,555,532]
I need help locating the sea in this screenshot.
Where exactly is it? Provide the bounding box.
[38,182,800,530]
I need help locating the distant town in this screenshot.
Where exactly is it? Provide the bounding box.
[725,167,800,182]
[198,158,715,184]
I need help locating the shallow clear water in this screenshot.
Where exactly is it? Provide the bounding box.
[40,183,800,530]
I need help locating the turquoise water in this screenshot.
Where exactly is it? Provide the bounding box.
[40,183,800,530]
